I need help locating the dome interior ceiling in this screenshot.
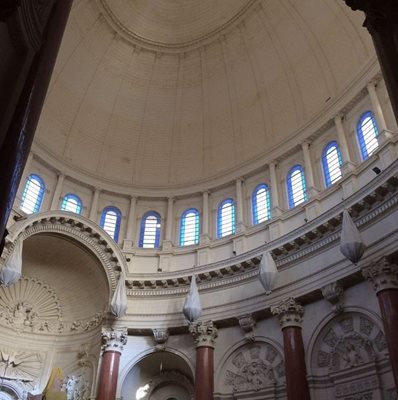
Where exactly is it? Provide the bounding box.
[36,0,374,190]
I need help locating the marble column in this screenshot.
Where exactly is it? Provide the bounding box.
[0,0,73,245]
[271,298,311,400]
[89,188,101,222]
[235,178,246,233]
[200,191,210,244]
[362,257,398,388]
[334,114,355,175]
[269,161,282,216]
[343,1,398,125]
[124,196,137,250]
[301,141,318,198]
[50,173,65,210]
[367,81,388,134]
[189,320,218,400]
[97,327,127,400]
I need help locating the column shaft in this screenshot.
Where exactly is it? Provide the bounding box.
[235,178,245,231]
[0,0,73,243]
[125,196,137,243]
[195,346,214,400]
[50,173,65,210]
[367,82,388,132]
[165,197,174,241]
[282,326,311,400]
[334,115,353,164]
[97,351,121,400]
[377,289,398,388]
[301,142,317,196]
[89,189,100,221]
[269,162,281,215]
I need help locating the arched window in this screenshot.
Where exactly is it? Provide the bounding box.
[139,211,161,248]
[180,208,200,246]
[357,111,379,160]
[100,207,122,242]
[217,199,236,238]
[287,165,307,208]
[20,174,45,214]
[322,141,343,187]
[252,184,271,224]
[61,194,82,214]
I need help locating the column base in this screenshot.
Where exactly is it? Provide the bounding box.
[341,161,356,176]
[200,234,210,245]
[162,240,173,251]
[236,222,247,234]
[306,186,319,198]
[271,206,283,218]
[122,239,133,250]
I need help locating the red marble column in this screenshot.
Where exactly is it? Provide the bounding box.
[189,320,218,400]
[363,258,398,388]
[0,0,73,246]
[97,328,127,400]
[272,297,311,400]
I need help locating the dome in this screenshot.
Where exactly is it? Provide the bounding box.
[34,0,375,192]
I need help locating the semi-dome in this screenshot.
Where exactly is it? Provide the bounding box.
[35,0,375,191]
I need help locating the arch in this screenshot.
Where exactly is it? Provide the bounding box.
[61,193,83,214]
[20,174,45,214]
[139,211,162,248]
[179,208,200,246]
[215,336,285,394]
[322,141,343,187]
[287,164,307,208]
[252,183,271,224]
[3,211,129,293]
[306,306,387,375]
[357,111,379,160]
[217,198,236,238]
[100,206,122,242]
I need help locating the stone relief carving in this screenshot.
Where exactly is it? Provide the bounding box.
[0,277,62,334]
[334,376,379,399]
[313,314,387,373]
[224,342,284,393]
[61,374,90,400]
[0,346,43,387]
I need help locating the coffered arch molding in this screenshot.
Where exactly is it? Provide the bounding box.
[214,335,285,393]
[305,305,386,375]
[3,211,129,293]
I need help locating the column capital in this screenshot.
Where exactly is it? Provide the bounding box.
[333,112,345,122]
[189,320,218,348]
[101,327,127,353]
[271,297,304,329]
[362,257,398,293]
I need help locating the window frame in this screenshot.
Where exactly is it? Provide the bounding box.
[61,193,83,214]
[252,183,271,225]
[139,211,162,249]
[287,165,307,208]
[179,208,200,246]
[322,141,343,188]
[357,111,379,160]
[100,206,122,242]
[20,174,46,214]
[217,198,236,239]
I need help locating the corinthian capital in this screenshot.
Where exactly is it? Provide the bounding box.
[189,320,218,348]
[271,297,304,329]
[362,257,398,293]
[102,327,128,353]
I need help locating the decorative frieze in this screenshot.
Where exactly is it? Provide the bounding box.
[271,298,304,329]
[362,257,398,292]
[189,320,218,348]
[322,282,344,313]
[101,327,128,353]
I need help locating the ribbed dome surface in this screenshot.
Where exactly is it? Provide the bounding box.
[36,0,374,189]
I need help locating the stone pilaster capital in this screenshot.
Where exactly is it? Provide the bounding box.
[152,328,169,351]
[334,112,345,123]
[271,297,304,329]
[362,257,398,293]
[189,320,218,348]
[101,327,128,354]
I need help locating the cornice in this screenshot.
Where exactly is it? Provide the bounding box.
[96,0,257,54]
[124,162,398,297]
